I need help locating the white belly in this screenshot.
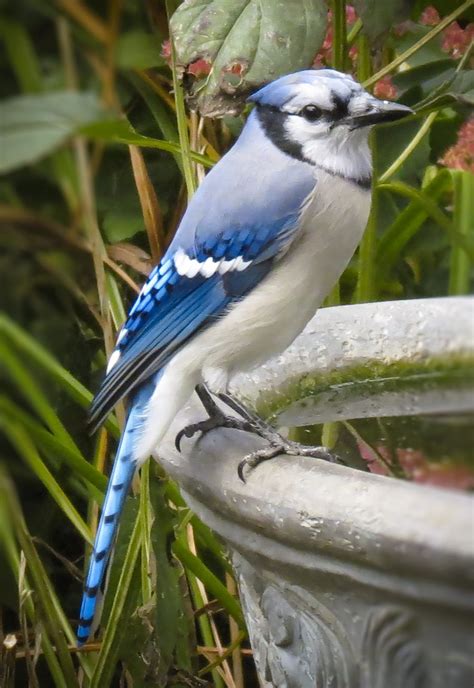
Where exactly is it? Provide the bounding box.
[137,171,370,458]
[172,171,371,391]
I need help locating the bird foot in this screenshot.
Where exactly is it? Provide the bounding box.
[237,436,340,482]
[175,385,342,481]
[175,412,255,451]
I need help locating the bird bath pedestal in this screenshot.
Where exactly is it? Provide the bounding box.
[158,297,474,688]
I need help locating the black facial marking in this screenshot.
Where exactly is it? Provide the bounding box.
[256,105,313,165]
[256,104,372,190]
[315,164,372,190]
[331,93,349,120]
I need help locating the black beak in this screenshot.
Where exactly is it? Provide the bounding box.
[348,100,414,129]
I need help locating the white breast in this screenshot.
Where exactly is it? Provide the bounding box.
[169,171,371,392]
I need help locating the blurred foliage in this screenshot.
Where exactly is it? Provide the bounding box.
[0,0,473,685]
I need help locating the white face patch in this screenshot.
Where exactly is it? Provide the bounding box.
[106,349,121,374]
[281,82,334,114]
[174,248,251,278]
[284,110,372,182]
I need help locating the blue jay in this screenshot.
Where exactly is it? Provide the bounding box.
[77,69,411,642]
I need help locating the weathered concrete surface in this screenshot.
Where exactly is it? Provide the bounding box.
[157,297,474,688]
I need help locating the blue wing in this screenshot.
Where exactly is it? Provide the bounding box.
[89,110,315,431]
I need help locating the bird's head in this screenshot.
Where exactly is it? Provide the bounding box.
[248,69,413,186]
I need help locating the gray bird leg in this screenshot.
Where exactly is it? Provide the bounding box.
[176,386,341,482]
[174,384,256,451]
[218,392,340,482]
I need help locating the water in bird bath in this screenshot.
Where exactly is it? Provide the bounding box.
[293,412,474,491]
[252,352,474,491]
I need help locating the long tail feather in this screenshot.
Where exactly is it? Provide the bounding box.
[77,382,154,645]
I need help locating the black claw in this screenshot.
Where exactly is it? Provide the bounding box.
[237,460,247,483]
[175,430,184,452]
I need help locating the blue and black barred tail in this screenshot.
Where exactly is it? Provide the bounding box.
[77,383,154,645]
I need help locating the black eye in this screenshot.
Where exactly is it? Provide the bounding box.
[300,104,322,122]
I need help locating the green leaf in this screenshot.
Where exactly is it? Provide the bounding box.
[170,0,327,116]
[374,118,431,184]
[116,30,166,69]
[90,509,143,687]
[0,315,119,437]
[150,478,194,678]
[0,18,42,93]
[81,117,214,168]
[0,91,109,173]
[415,69,474,113]
[102,208,144,243]
[353,0,412,41]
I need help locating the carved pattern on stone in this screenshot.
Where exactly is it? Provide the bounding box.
[360,605,428,688]
[234,552,435,688]
[234,554,356,687]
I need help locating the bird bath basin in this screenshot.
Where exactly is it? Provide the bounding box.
[158,297,474,688]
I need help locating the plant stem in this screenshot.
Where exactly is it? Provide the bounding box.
[379,112,437,182]
[167,1,197,199]
[356,36,376,302]
[449,170,474,295]
[332,0,347,71]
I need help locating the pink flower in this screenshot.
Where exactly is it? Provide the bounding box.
[420,5,440,26]
[373,76,398,100]
[442,21,474,59]
[357,441,474,491]
[346,5,358,24]
[161,39,171,64]
[439,118,474,172]
[312,6,358,70]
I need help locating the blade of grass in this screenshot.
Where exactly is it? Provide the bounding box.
[0,420,92,544]
[0,399,105,495]
[377,180,474,260]
[139,461,153,604]
[167,1,196,199]
[89,514,142,687]
[181,525,227,688]
[355,34,375,302]
[378,112,437,183]
[81,119,214,168]
[226,573,244,688]
[332,0,347,72]
[449,169,474,295]
[0,488,68,688]
[172,540,245,629]
[376,170,453,272]
[129,145,165,263]
[164,479,232,575]
[199,630,247,679]
[0,315,119,437]
[55,0,109,44]
[0,18,42,92]
[0,467,92,682]
[0,340,79,451]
